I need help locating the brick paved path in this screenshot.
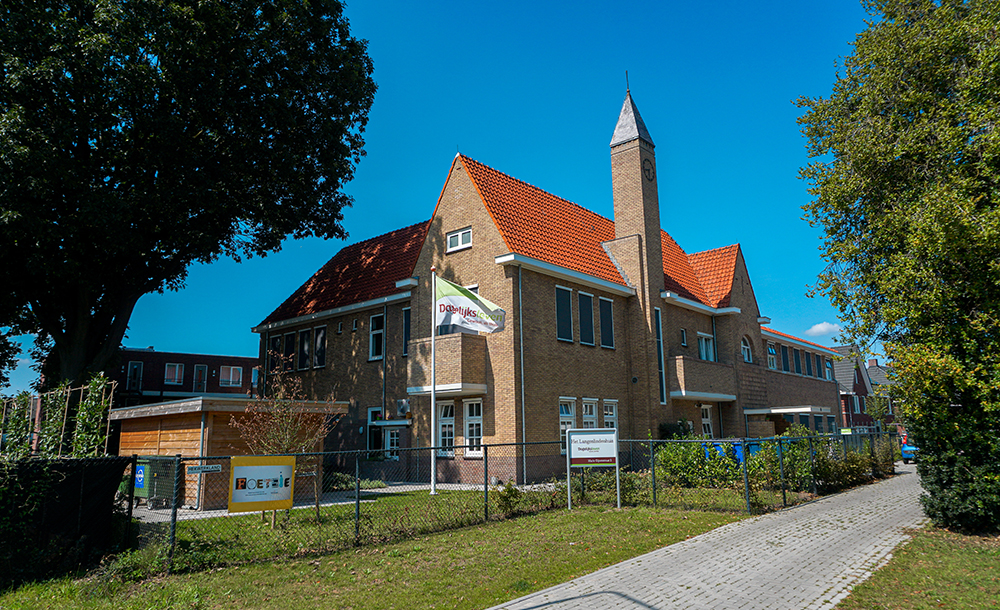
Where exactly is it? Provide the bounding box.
[489,462,926,610]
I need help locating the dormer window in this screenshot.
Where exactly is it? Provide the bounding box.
[446,227,472,253]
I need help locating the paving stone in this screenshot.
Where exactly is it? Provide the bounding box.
[488,462,926,610]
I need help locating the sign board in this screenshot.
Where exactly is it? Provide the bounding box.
[187,464,223,474]
[840,428,853,435]
[227,455,296,513]
[565,428,620,509]
[568,428,618,467]
[134,464,146,489]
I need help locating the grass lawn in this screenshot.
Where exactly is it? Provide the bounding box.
[838,527,1000,609]
[1,505,741,610]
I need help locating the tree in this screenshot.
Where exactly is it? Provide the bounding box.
[0,0,376,389]
[798,0,1000,531]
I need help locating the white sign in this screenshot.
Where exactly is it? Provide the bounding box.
[568,428,618,467]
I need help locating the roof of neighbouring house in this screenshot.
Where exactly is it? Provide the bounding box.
[258,155,742,326]
[832,345,874,395]
[759,327,841,356]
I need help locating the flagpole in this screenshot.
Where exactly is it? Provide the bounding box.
[430,266,438,495]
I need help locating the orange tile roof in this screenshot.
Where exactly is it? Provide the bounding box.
[258,221,429,326]
[760,326,839,354]
[689,244,740,308]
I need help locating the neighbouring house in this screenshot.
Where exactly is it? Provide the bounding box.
[252,90,842,483]
[832,345,883,433]
[109,347,259,407]
[866,358,899,432]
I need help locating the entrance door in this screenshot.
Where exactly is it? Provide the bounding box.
[700,404,714,438]
[193,364,208,392]
[127,362,143,391]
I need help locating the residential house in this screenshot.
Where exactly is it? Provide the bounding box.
[253,91,841,483]
[832,345,880,433]
[110,347,258,407]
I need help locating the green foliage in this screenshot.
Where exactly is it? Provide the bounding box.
[658,419,691,439]
[323,471,387,491]
[0,0,377,387]
[798,0,1000,532]
[72,375,110,457]
[491,481,523,515]
[1,392,32,459]
[37,382,68,457]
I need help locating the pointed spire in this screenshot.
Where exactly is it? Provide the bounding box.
[610,90,654,148]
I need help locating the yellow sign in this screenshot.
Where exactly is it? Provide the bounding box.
[227,455,296,513]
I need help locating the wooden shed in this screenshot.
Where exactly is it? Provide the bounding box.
[110,396,348,510]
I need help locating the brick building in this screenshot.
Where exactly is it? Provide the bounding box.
[253,91,841,481]
[110,347,258,407]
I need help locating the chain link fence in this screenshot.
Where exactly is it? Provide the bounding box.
[124,432,898,573]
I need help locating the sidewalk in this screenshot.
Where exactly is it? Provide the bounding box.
[489,462,927,610]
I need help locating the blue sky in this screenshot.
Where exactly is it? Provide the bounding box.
[4,0,875,393]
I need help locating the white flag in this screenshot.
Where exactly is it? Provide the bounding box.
[435,276,505,334]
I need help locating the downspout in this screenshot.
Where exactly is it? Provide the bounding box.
[711,316,718,362]
[382,304,388,413]
[519,266,527,484]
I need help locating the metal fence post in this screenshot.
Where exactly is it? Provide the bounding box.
[354,451,361,546]
[167,454,182,574]
[483,444,489,522]
[808,438,816,496]
[649,438,657,508]
[777,438,787,508]
[741,438,751,515]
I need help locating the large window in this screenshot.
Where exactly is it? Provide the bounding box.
[165,363,184,385]
[385,429,400,460]
[220,366,242,387]
[815,354,823,378]
[446,227,472,253]
[603,401,618,428]
[805,350,813,376]
[741,337,753,363]
[599,297,615,348]
[793,349,802,374]
[298,328,312,370]
[465,400,483,457]
[369,314,385,360]
[582,400,597,428]
[437,402,455,457]
[283,333,295,371]
[402,308,411,356]
[268,336,282,371]
[559,399,575,454]
[314,326,327,368]
[578,293,594,345]
[826,359,834,380]
[698,333,715,362]
[767,343,777,369]
[556,287,573,342]
[781,345,790,372]
[654,308,666,403]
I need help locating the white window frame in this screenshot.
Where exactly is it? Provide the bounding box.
[741,337,753,363]
[219,365,242,387]
[599,297,615,349]
[602,401,618,429]
[698,332,715,362]
[165,363,184,385]
[437,402,455,457]
[385,428,400,461]
[767,343,777,369]
[337,321,344,334]
[680,328,687,347]
[700,404,714,438]
[464,399,483,457]
[369,313,385,361]
[578,292,595,346]
[559,398,576,454]
[853,395,861,414]
[582,399,597,428]
[826,359,834,380]
[446,227,472,253]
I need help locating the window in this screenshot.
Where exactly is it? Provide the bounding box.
[800,414,810,427]
[814,415,823,433]
[827,415,836,432]
[465,400,483,457]
[853,396,861,414]
[559,399,575,454]
[767,343,777,369]
[825,359,834,380]
[805,351,813,376]
[446,227,472,253]
[314,326,327,368]
[680,328,688,346]
[556,287,573,342]
[385,429,400,460]
[701,405,713,438]
[126,361,143,391]
[578,293,594,345]
[438,402,455,456]
[603,401,618,428]
[337,321,343,334]
[352,319,358,332]
[164,363,183,385]
[220,366,242,387]
[193,364,208,392]
[654,308,666,403]
[298,328,312,370]
[793,349,802,374]
[698,333,715,362]
[599,297,615,348]
[741,337,753,363]
[368,408,383,452]
[815,354,823,378]
[582,400,597,428]
[283,333,295,371]
[781,345,790,372]
[402,308,411,356]
[268,336,282,371]
[369,314,384,360]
